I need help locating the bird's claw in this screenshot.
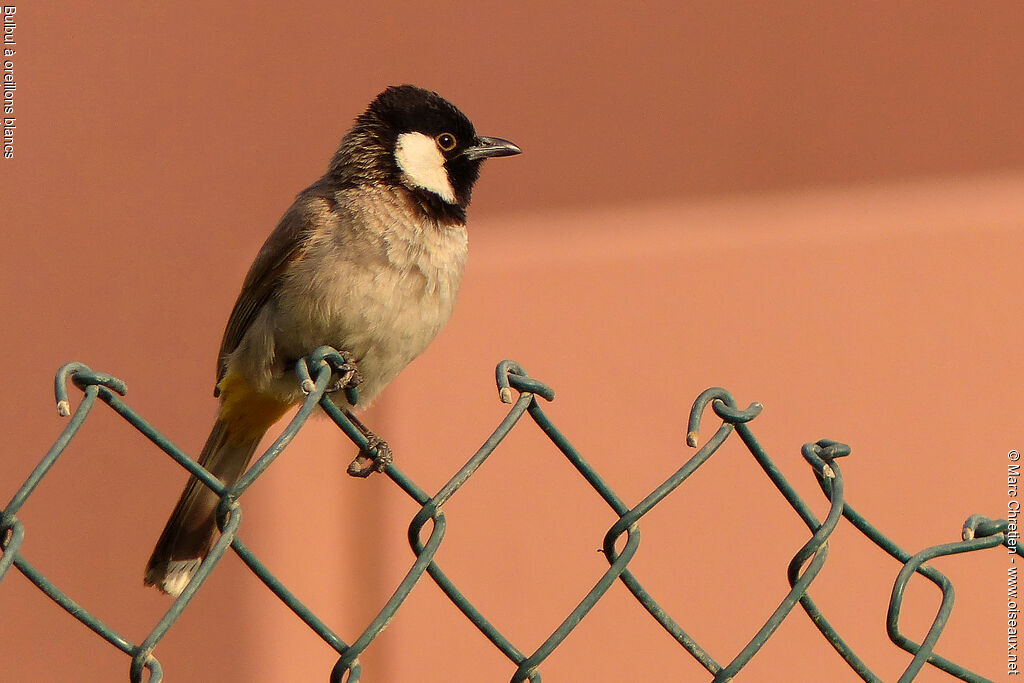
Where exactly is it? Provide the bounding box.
[347,436,393,478]
[326,351,364,393]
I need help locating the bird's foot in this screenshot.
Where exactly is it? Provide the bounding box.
[326,351,364,393]
[347,435,393,478]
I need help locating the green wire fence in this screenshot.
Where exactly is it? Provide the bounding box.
[0,347,1014,682]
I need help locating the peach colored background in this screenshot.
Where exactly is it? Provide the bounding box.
[2,3,1023,682]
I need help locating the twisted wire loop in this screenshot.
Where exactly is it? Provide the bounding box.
[0,352,1008,681]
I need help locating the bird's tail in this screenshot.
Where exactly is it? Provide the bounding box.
[144,375,291,596]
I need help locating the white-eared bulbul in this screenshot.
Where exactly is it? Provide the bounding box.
[144,85,520,596]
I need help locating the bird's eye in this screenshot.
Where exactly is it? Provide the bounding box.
[435,133,457,152]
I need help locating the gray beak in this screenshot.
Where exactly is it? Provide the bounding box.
[460,136,522,161]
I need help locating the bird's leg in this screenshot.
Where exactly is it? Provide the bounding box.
[343,408,393,478]
[318,352,392,477]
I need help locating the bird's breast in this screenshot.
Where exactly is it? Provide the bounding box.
[273,189,469,406]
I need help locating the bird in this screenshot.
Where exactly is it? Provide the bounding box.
[144,84,521,596]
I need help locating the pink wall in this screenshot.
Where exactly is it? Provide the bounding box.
[3,3,1023,681]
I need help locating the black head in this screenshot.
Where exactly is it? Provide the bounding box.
[328,85,520,220]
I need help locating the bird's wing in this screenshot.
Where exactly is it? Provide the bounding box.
[214,195,323,393]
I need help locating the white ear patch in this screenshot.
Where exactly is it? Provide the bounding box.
[394,132,456,204]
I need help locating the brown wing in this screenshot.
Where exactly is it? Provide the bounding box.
[213,195,323,393]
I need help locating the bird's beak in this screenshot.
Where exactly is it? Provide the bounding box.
[460,136,522,161]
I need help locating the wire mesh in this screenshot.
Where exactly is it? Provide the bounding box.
[0,348,1014,682]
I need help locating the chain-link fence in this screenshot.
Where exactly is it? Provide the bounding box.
[0,348,1013,682]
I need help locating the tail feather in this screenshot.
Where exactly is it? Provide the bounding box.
[144,417,263,596]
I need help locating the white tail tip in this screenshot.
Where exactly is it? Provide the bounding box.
[157,558,203,597]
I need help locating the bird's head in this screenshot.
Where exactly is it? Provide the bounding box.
[330,85,521,217]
